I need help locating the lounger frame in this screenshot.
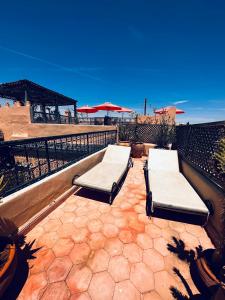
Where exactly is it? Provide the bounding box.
[73,157,133,204]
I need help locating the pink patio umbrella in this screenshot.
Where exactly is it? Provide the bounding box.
[116,106,133,120]
[116,107,133,113]
[154,106,185,115]
[93,102,122,116]
[77,105,98,117]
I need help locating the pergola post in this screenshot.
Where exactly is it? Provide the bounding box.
[54,102,60,124]
[42,104,47,122]
[74,103,77,124]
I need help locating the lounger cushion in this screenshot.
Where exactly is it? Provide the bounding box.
[74,162,127,192]
[148,149,179,173]
[149,170,209,215]
[103,145,131,165]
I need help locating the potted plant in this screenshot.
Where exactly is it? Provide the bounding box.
[196,235,225,299]
[0,218,18,298]
[130,115,144,158]
[155,114,176,149]
[118,125,130,147]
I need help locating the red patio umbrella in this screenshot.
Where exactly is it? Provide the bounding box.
[93,102,122,116]
[154,106,185,115]
[77,105,98,117]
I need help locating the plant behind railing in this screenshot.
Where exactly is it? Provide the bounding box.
[213,137,225,177]
[155,114,176,148]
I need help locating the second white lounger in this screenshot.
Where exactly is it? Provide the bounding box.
[73,145,132,204]
[144,149,210,225]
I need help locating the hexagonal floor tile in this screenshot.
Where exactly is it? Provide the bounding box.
[143,249,165,272]
[145,224,161,238]
[88,232,106,250]
[87,249,110,273]
[108,255,130,282]
[87,210,101,220]
[88,271,115,300]
[136,233,153,250]
[47,256,72,283]
[59,212,76,223]
[102,223,119,238]
[73,216,89,228]
[130,262,154,293]
[153,237,170,256]
[71,228,89,243]
[128,218,145,233]
[69,243,91,264]
[66,264,92,294]
[113,280,140,300]
[52,238,74,257]
[104,238,124,256]
[57,223,77,238]
[119,229,134,243]
[41,281,70,300]
[114,217,128,228]
[100,213,115,224]
[88,219,102,233]
[123,243,142,263]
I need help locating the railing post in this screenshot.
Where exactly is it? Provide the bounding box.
[45,140,51,172]
[87,133,89,154]
[105,132,107,147]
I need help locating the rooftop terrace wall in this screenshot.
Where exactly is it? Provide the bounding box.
[0,104,116,140]
[0,148,106,228]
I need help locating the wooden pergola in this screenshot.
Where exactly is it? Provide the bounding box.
[0,79,77,123]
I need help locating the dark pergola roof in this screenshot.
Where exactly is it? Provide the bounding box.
[0,79,77,106]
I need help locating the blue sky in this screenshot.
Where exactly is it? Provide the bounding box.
[0,0,225,123]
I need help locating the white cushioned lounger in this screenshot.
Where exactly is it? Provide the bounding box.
[144,149,210,225]
[73,145,132,204]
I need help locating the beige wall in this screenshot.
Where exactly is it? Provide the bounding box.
[0,148,106,228]
[180,159,225,247]
[138,107,176,124]
[0,105,116,140]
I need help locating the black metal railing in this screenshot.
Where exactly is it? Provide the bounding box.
[78,117,136,125]
[119,124,167,143]
[31,111,77,124]
[0,130,117,198]
[176,122,225,190]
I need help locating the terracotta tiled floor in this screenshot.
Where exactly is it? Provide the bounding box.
[17,158,213,300]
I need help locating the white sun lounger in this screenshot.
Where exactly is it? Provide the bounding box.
[144,149,210,225]
[73,145,132,204]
